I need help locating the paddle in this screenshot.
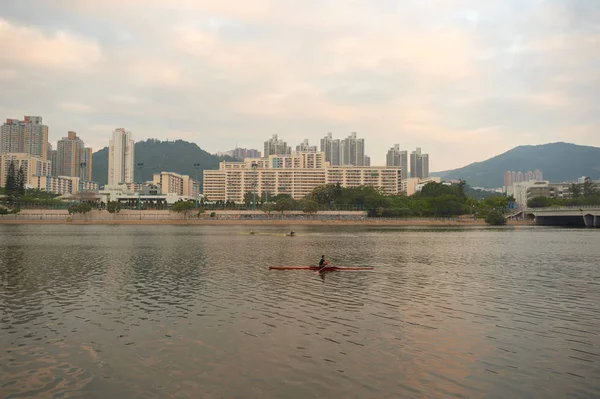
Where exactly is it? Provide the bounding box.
[315,261,333,275]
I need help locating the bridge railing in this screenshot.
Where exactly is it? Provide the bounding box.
[526,205,600,211]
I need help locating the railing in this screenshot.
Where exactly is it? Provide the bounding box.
[526,205,600,211]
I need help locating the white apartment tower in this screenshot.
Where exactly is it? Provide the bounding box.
[296,139,317,153]
[108,128,135,185]
[410,147,429,179]
[386,145,408,180]
[263,134,291,157]
[321,132,367,166]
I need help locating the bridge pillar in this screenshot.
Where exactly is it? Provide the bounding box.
[583,214,596,228]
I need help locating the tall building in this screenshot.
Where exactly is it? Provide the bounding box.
[410,147,429,178]
[1,117,49,160]
[204,152,402,203]
[56,131,84,177]
[80,147,93,181]
[340,132,366,166]
[263,134,291,157]
[320,133,334,164]
[108,128,135,185]
[386,145,408,180]
[231,148,261,160]
[295,139,317,153]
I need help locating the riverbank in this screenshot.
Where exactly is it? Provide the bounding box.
[0,218,534,226]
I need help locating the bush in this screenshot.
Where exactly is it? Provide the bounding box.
[485,211,507,226]
[0,207,8,215]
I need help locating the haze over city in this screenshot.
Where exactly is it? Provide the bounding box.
[1,0,599,170]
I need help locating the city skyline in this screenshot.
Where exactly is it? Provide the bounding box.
[2,2,598,171]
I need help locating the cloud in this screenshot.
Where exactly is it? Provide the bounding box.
[0,0,598,173]
[0,18,101,71]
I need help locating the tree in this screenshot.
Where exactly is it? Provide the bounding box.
[68,202,92,219]
[170,200,196,219]
[570,183,582,198]
[243,191,254,208]
[16,167,25,197]
[261,203,275,214]
[485,210,507,226]
[275,198,295,213]
[5,162,16,198]
[300,199,318,214]
[582,177,596,197]
[196,208,206,218]
[527,196,552,208]
[0,206,8,215]
[107,201,121,217]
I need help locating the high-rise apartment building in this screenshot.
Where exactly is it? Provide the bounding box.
[295,139,317,153]
[56,131,84,177]
[321,132,368,166]
[410,147,429,179]
[263,134,291,157]
[504,170,543,186]
[386,145,408,180]
[1,116,48,159]
[231,148,261,160]
[108,128,135,186]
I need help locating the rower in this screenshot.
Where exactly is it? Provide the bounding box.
[289,231,296,237]
[319,255,329,269]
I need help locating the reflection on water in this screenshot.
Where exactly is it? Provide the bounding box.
[1,225,600,398]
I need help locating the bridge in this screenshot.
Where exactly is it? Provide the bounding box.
[521,206,600,227]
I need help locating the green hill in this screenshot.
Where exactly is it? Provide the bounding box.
[92,139,223,187]
[437,142,600,188]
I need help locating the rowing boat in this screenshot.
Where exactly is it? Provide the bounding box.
[269,266,374,271]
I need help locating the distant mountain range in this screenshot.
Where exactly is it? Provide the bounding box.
[435,142,600,188]
[92,139,226,187]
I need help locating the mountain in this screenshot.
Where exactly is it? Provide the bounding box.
[437,142,600,188]
[92,139,222,187]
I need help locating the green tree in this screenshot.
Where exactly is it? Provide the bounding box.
[275,198,295,213]
[485,210,507,226]
[570,183,582,198]
[68,202,92,219]
[300,199,318,214]
[5,161,16,198]
[107,201,121,217]
[527,196,552,208]
[261,203,275,214]
[243,191,254,208]
[582,177,596,197]
[0,206,8,215]
[171,200,196,218]
[16,167,25,197]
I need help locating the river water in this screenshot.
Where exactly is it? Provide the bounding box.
[1,225,599,398]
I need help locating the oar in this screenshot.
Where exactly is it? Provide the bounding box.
[315,262,333,275]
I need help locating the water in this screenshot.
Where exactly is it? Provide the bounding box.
[1,225,599,399]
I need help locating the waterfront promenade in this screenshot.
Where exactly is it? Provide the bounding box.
[0,209,533,226]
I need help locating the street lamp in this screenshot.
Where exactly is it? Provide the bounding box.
[79,162,86,202]
[251,162,258,210]
[136,162,144,210]
[194,163,201,210]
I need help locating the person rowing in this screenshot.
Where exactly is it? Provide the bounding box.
[289,231,296,237]
[318,255,330,270]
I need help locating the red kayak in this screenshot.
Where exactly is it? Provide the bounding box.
[269,266,374,271]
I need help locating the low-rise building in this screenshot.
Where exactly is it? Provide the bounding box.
[30,175,99,195]
[204,152,402,203]
[152,171,199,198]
[401,177,442,196]
[0,153,51,187]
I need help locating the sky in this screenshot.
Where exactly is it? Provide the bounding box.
[1,0,599,171]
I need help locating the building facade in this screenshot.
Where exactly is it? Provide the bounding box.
[56,131,92,179]
[0,153,52,189]
[204,152,402,203]
[108,128,135,185]
[263,134,291,157]
[410,147,429,179]
[296,139,317,153]
[30,175,99,196]
[1,116,49,160]
[386,145,408,180]
[152,171,199,198]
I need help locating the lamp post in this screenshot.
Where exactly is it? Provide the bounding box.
[136,162,144,210]
[79,162,86,202]
[251,162,257,210]
[194,163,201,210]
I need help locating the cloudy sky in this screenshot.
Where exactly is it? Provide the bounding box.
[1,0,598,170]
